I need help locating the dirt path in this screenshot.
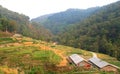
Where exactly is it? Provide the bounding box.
[91,52,97,58]
[54,50,67,67]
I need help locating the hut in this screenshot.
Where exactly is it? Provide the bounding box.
[68,54,91,68]
[13,34,23,41]
[13,34,22,38]
[89,57,119,72]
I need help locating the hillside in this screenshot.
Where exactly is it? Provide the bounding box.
[57,1,120,60]
[0,36,120,74]
[1,1,120,73]
[0,5,53,41]
[0,5,29,34]
[32,7,99,34]
[32,14,53,24]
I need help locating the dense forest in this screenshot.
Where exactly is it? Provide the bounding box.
[56,1,120,60]
[0,6,28,35]
[32,7,100,34]
[0,5,52,41]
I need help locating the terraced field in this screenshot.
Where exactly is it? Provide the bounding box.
[0,36,120,74]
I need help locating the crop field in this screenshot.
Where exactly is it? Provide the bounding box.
[0,36,119,74]
[0,45,62,74]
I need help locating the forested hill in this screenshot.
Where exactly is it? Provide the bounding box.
[0,5,52,41]
[32,7,100,34]
[0,5,29,33]
[57,1,120,60]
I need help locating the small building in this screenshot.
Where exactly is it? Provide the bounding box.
[13,34,22,38]
[53,42,58,45]
[13,34,23,41]
[89,57,119,72]
[68,54,91,68]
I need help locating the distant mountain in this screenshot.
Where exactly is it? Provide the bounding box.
[32,14,53,24]
[57,1,120,60]
[32,7,100,34]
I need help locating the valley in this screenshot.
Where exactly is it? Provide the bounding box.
[0,0,120,74]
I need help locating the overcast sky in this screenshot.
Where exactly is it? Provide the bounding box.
[0,0,119,19]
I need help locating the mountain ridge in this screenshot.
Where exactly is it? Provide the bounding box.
[32,7,100,34]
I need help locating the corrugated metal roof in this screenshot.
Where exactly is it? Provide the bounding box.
[109,64,120,69]
[89,57,109,68]
[69,54,84,65]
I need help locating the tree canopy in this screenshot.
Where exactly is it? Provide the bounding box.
[57,1,120,60]
[0,5,52,41]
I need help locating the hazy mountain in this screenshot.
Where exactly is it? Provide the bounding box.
[32,7,100,34]
[32,14,53,24]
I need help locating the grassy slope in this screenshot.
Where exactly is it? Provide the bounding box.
[0,36,120,74]
[0,32,13,37]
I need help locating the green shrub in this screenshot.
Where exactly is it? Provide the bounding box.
[32,50,62,64]
[0,69,4,74]
[0,37,16,44]
[24,66,45,74]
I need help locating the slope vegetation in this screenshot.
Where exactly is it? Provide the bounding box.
[0,36,120,74]
[0,5,52,41]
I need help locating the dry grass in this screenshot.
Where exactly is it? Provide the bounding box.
[97,53,117,61]
[23,42,33,46]
[0,67,18,74]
